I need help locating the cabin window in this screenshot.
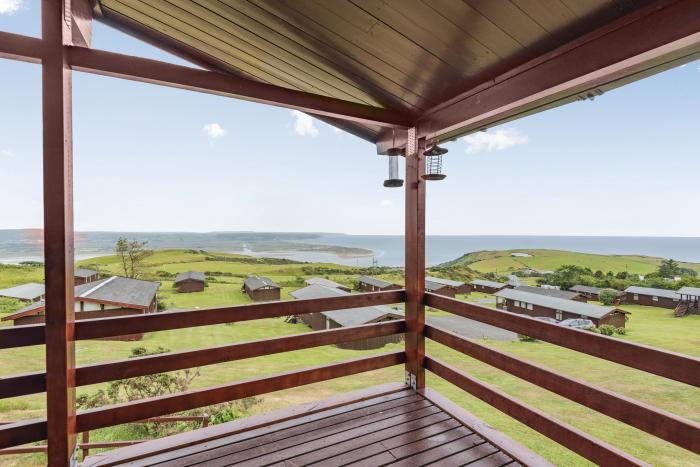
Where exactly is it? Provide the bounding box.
[633,294,639,301]
[555,310,563,320]
[526,303,533,310]
[652,295,659,302]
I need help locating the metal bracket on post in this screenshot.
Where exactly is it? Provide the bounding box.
[405,370,417,390]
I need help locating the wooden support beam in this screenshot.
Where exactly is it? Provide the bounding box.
[426,324,700,454]
[66,47,410,129]
[425,356,648,467]
[0,324,45,349]
[42,1,77,464]
[0,31,42,63]
[404,127,426,389]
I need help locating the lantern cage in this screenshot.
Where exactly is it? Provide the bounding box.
[383,147,404,188]
[422,144,448,181]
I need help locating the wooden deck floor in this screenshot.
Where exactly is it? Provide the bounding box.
[83,384,548,467]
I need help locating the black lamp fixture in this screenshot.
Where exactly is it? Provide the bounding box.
[422,144,448,180]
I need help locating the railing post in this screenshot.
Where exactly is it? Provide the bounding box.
[404,127,426,389]
[42,1,79,464]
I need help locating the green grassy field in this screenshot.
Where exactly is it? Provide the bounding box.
[1,250,699,466]
[445,249,700,275]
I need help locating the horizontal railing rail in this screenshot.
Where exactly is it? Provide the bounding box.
[1,320,406,399]
[0,352,405,449]
[426,324,700,455]
[0,324,45,349]
[425,293,700,387]
[425,356,649,467]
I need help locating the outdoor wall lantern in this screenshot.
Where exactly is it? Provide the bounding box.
[422,144,448,181]
[383,147,404,188]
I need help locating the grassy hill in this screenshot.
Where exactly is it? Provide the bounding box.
[440,249,700,275]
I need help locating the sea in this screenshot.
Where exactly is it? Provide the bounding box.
[1,230,699,267]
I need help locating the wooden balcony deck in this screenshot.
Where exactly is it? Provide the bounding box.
[81,383,547,467]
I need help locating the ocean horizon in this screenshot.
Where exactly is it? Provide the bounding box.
[1,230,700,267]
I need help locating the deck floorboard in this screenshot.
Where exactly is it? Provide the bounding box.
[82,385,547,467]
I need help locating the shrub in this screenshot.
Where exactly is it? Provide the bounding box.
[517,334,537,342]
[614,327,626,335]
[598,324,615,336]
[598,288,619,306]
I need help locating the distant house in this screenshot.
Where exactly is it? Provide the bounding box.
[569,285,623,303]
[676,286,700,316]
[290,284,404,350]
[174,271,206,293]
[514,285,586,302]
[304,277,351,292]
[425,279,456,298]
[469,279,509,294]
[425,276,469,294]
[0,283,45,302]
[624,286,680,309]
[357,276,401,292]
[74,268,99,285]
[495,289,628,328]
[243,276,281,302]
[1,276,160,340]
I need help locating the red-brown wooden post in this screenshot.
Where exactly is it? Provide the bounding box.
[42,0,77,464]
[404,127,426,389]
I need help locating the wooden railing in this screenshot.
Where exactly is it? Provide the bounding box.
[423,293,700,465]
[0,291,406,450]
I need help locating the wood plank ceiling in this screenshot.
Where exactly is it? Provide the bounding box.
[94,0,653,142]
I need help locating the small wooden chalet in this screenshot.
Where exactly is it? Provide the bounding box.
[1,276,160,340]
[74,268,99,285]
[304,277,351,292]
[425,279,456,298]
[174,271,206,293]
[0,283,45,302]
[242,275,281,302]
[570,285,623,303]
[290,284,403,350]
[357,275,402,292]
[495,289,628,328]
[469,279,510,294]
[425,276,469,294]
[675,286,700,317]
[624,286,680,309]
[514,285,586,302]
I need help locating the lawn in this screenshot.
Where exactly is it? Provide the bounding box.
[1,250,699,466]
[448,249,700,275]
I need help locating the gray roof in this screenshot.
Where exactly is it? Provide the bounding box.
[678,286,700,296]
[305,277,349,290]
[514,286,580,300]
[470,279,507,289]
[357,276,397,289]
[290,284,403,327]
[624,286,680,300]
[425,277,464,288]
[0,283,45,301]
[174,271,206,284]
[74,268,98,278]
[495,289,619,319]
[425,280,449,292]
[244,275,280,291]
[75,276,160,309]
[570,285,604,294]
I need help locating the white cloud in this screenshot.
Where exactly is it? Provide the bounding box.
[462,128,528,154]
[202,123,226,139]
[291,110,319,137]
[0,0,21,14]
[0,149,14,158]
[380,199,393,208]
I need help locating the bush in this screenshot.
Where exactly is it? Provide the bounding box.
[517,334,537,342]
[598,324,615,336]
[598,288,619,306]
[614,327,626,335]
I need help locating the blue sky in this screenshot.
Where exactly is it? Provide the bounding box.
[1,0,699,236]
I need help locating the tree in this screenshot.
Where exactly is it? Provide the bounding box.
[115,237,153,278]
[657,258,680,278]
[594,270,604,279]
[599,289,619,306]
